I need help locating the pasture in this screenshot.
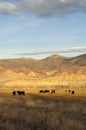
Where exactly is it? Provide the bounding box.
[0,93,86,130]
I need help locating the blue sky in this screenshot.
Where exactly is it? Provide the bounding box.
[0,0,86,59]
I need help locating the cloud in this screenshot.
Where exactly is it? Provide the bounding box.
[20,0,86,16]
[0,2,17,15]
[0,0,86,16]
[14,47,86,55]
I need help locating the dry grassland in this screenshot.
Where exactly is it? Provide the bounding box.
[0,93,86,130]
[0,74,86,97]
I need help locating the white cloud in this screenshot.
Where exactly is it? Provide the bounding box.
[0,2,17,15]
[0,0,86,16]
[14,47,86,55]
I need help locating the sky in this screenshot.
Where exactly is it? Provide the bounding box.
[0,0,86,59]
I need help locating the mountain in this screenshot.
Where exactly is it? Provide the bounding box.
[64,54,86,67]
[0,54,68,71]
[50,54,86,75]
[38,54,68,70]
[0,53,85,76]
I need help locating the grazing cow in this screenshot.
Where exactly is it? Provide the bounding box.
[51,89,55,94]
[39,90,44,93]
[71,91,75,94]
[43,90,50,93]
[17,91,25,96]
[12,91,16,96]
[68,90,71,93]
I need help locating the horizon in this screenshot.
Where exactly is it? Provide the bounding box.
[0,52,85,60]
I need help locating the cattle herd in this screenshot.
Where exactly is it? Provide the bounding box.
[39,89,55,94]
[39,89,75,94]
[12,89,75,96]
[65,89,75,94]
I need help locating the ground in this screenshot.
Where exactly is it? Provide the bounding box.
[0,93,86,130]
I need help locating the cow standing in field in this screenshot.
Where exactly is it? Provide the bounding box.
[39,90,50,93]
[68,90,71,93]
[12,91,16,96]
[51,89,55,94]
[17,91,25,95]
[43,90,50,93]
[71,91,75,94]
[39,90,44,93]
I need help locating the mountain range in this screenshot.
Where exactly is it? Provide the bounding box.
[0,53,86,77]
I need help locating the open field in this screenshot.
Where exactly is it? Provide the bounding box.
[0,54,85,129]
[0,73,86,96]
[0,93,86,130]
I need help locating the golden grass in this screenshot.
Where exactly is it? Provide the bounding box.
[0,93,86,130]
[0,74,86,97]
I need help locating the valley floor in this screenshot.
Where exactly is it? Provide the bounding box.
[0,93,86,130]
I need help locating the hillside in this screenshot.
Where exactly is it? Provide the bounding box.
[0,53,85,75]
[0,53,85,94]
[63,54,86,67]
[0,54,68,71]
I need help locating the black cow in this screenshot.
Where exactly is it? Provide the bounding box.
[17,91,25,95]
[12,91,16,96]
[39,90,44,93]
[68,90,71,93]
[43,90,50,93]
[39,90,50,93]
[71,91,75,94]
